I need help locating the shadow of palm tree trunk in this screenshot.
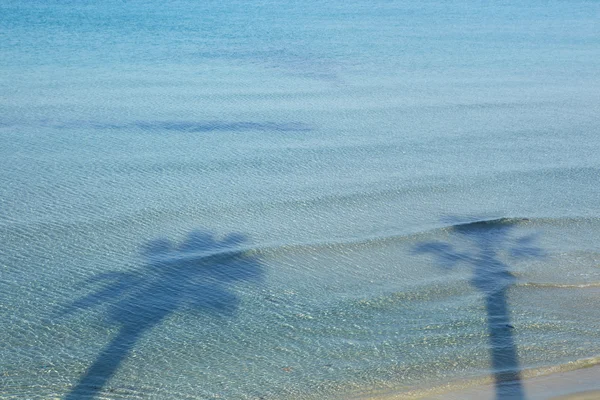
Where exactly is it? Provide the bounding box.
[65,326,146,400]
[413,218,545,399]
[486,288,524,399]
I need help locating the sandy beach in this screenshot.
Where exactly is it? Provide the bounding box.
[355,360,600,400]
[432,365,600,400]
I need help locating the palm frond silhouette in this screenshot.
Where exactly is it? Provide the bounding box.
[63,230,263,399]
[414,217,545,400]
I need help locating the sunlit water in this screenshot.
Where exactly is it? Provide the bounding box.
[1,1,600,399]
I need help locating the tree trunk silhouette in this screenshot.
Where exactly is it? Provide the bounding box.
[66,326,145,400]
[486,289,524,400]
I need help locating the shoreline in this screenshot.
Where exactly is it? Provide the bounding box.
[352,356,600,400]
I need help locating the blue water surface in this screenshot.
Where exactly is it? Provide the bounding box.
[1,1,600,398]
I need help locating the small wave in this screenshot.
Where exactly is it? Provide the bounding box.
[519,282,600,289]
[443,217,531,230]
[259,216,536,254]
[197,215,592,258]
[0,118,313,133]
[3,214,594,266]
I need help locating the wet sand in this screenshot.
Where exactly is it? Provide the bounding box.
[357,363,600,400]
[429,364,600,400]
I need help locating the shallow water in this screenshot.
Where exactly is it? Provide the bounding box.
[1,1,600,399]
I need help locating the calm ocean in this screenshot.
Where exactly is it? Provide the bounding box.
[1,0,600,398]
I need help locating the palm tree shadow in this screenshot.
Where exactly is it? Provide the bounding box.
[61,230,264,399]
[413,217,545,400]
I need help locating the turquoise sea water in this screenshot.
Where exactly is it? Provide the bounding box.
[1,1,600,398]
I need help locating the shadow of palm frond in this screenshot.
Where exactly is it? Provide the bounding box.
[413,217,545,400]
[62,230,263,400]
